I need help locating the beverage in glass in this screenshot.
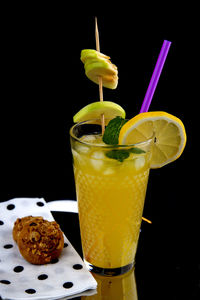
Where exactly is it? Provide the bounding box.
[70,119,154,275]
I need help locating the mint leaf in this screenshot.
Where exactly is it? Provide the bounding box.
[103,116,128,145]
[129,147,146,154]
[103,117,146,162]
[105,150,130,162]
[105,147,145,162]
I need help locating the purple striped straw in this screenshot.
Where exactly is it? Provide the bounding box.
[139,40,172,113]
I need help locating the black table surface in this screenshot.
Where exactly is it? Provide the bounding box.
[52,208,200,300]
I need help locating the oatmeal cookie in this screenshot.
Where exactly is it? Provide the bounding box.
[16,218,64,264]
[13,216,44,243]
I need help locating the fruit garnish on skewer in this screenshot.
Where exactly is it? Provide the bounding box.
[81,18,118,90]
[79,17,120,134]
[73,101,125,123]
[81,49,118,89]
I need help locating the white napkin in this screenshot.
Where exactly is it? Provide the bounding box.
[0,198,97,300]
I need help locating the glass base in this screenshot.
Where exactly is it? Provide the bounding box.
[84,259,134,276]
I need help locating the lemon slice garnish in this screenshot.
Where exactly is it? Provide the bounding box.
[118,111,186,168]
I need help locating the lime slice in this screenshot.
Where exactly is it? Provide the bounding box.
[73,101,126,123]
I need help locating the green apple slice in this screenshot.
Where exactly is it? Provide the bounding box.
[73,101,126,123]
[81,49,110,63]
[85,60,118,89]
[80,49,118,89]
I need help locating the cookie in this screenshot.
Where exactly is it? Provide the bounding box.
[12,216,44,243]
[15,218,64,265]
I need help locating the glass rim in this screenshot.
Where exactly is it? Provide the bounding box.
[70,119,155,149]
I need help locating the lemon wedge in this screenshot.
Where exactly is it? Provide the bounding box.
[118,111,186,168]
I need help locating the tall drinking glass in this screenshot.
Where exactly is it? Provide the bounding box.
[70,119,154,276]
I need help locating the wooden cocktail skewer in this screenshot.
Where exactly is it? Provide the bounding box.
[95,17,105,134]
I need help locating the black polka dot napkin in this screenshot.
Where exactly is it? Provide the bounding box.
[0,198,97,300]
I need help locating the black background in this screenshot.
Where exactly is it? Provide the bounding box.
[0,6,199,299]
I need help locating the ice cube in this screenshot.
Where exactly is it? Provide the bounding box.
[71,150,85,167]
[82,134,107,145]
[91,151,105,159]
[71,149,79,158]
[81,135,97,143]
[103,167,115,175]
[134,156,145,170]
[75,144,90,154]
[90,159,103,170]
[71,149,85,165]
[90,151,105,170]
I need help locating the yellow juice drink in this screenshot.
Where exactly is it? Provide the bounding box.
[70,120,153,275]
